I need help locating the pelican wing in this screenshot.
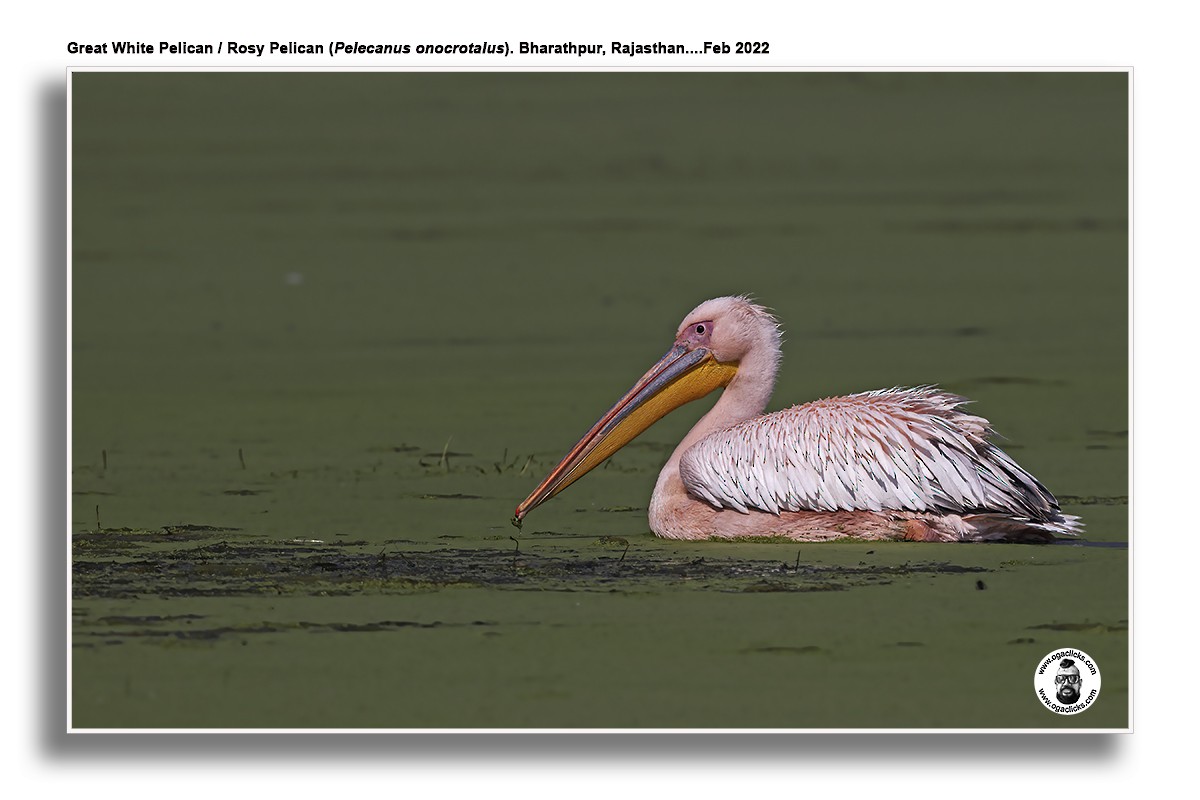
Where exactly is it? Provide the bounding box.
[678,387,1063,520]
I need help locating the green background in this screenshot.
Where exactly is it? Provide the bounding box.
[71,72,1128,728]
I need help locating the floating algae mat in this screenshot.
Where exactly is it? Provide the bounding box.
[71,72,1128,729]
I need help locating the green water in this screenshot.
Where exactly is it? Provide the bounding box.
[71,72,1128,729]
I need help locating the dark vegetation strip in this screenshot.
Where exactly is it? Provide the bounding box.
[73,538,988,599]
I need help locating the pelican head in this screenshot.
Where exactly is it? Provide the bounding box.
[676,296,783,381]
[513,296,781,526]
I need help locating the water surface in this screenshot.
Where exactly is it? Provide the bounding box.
[71,72,1128,729]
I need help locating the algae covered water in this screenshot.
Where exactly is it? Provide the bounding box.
[71,72,1128,728]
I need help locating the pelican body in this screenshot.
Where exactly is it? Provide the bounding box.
[514,297,1080,543]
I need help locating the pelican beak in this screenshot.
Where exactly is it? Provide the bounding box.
[513,344,737,525]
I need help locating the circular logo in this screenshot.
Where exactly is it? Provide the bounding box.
[1034,648,1102,715]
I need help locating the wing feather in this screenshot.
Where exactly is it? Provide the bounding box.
[678,386,1066,522]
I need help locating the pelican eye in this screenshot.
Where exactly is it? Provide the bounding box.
[695,324,706,334]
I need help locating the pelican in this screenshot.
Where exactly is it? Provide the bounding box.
[514,296,1081,543]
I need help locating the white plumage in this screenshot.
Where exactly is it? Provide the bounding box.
[679,386,1077,534]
